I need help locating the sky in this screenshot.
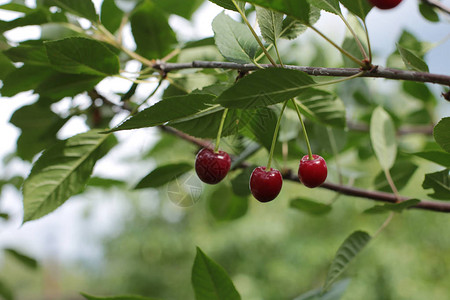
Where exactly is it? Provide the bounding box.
[0,0,449,264]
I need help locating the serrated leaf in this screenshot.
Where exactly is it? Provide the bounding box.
[280,7,320,40]
[110,94,216,132]
[323,231,371,291]
[192,247,241,300]
[209,184,248,221]
[45,37,120,75]
[294,278,351,300]
[256,7,283,45]
[135,163,193,189]
[212,12,259,64]
[339,0,372,20]
[370,107,397,170]
[422,169,450,200]
[307,0,341,15]
[3,44,49,66]
[293,89,346,128]
[434,117,450,153]
[100,0,124,33]
[246,0,312,25]
[130,0,177,59]
[373,160,418,192]
[22,130,117,223]
[363,199,420,214]
[0,279,13,300]
[50,0,98,22]
[4,248,38,269]
[290,198,332,215]
[397,44,429,72]
[81,293,160,300]
[412,151,450,168]
[208,0,241,11]
[1,65,54,97]
[217,68,316,109]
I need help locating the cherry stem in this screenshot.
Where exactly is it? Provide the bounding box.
[215,108,229,153]
[291,99,313,160]
[266,100,289,171]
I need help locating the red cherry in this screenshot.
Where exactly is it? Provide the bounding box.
[195,148,231,184]
[249,166,283,202]
[368,0,402,9]
[298,154,327,188]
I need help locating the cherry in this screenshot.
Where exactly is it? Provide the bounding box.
[368,0,402,9]
[249,166,283,202]
[298,154,327,188]
[195,148,231,184]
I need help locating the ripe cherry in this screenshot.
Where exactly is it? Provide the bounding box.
[195,148,231,184]
[298,154,327,188]
[249,166,283,202]
[368,0,402,9]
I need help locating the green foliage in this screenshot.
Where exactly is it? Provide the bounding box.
[338,0,372,20]
[290,198,332,215]
[49,0,98,22]
[422,169,450,200]
[363,199,421,214]
[82,294,161,300]
[370,107,397,170]
[135,163,193,189]
[397,44,429,72]
[4,249,38,270]
[373,160,418,192]
[434,117,450,153]
[208,184,249,221]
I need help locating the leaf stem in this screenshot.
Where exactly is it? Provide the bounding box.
[384,168,401,202]
[373,212,395,238]
[362,20,372,62]
[291,99,313,160]
[130,78,164,115]
[215,108,229,153]
[266,100,288,171]
[326,126,343,185]
[338,13,368,60]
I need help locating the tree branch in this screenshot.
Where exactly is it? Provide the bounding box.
[159,125,450,213]
[421,0,450,15]
[152,61,450,86]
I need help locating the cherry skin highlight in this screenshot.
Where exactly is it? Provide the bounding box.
[195,148,231,184]
[298,154,328,188]
[368,0,402,10]
[249,166,283,202]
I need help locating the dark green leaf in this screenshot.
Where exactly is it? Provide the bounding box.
[412,151,450,168]
[130,0,177,59]
[294,278,351,300]
[0,3,34,13]
[397,44,429,72]
[434,117,450,153]
[49,0,98,22]
[419,3,439,22]
[239,107,278,150]
[110,94,216,132]
[0,52,15,80]
[81,293,160,300]
[323,231,371,291]
[246,0,312,25]
[209,184,248,221]
[45,37,120,75]
[256,6,283,44]
[370,107,397,170]
[3,44,49,66]
[87,177,126,189]
[280,7,320,40]
[192,247,241,300]
[217,68,316,109]
[135,163,193,189]
[307,0,341,15]
[0,8,49,33]
[212,12,259,64]
[208,0,239,11]
[339,0,372,20]
[231,167,254,197]
[373,160,418,192]
[342,36,362,68]
[402,81,435,103]
[290,198,332,215]
[364,199,421,214]
[100,0,124,33]
[35,73,103,100]
[22,130,117,223]
[0,213,9,220]
[1,65,53,97]
[0,279,13,300]
[4,248,38,269]
[422,169,450,200]
[153,0,204,19]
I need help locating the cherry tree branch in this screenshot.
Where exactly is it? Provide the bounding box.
[159,126,450,213]
[152,61,450,86]
[421,0,450,15]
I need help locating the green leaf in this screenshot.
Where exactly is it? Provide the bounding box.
[0,213,9,220]
[130,0,177,59]
[209,184,248,221]
[153,0,204,19]
[339,0,372,20]
[373,160,418,192]
[0,279,13,300]
[110,94,216,132]
[217,68,315,109]
[4,248,38,269]
[370,107,397,170]
[397,44,429,72]
[45,37,120,75]
[256,6,283,45]
[3,44,49,66]
[341,36,362,68]
[280,7,320,40]
[49,0,98,22]
[135,163,193,189]
[87,177,126,189]
[363,199,421,214]
[0,3,34,13]
[231,167,254,197]
[294,278,351,300]
[402,81,435,103]
[100,0,124,33]
[22,130,117,223]
[290,198,332,215]
[212,12,259,64]
[307,0,341,15]
[422,169,450,200]
[293,89,346,128]
[434,117,450,153]
[208,0,240,11]
[81,293,160,300]
[246,0,312,25]
[192,247,241,300]
[419,3,439,22]
[0,52,15,80]
[323,231,371,291]
[1,65,53,97]
[0,8,49,33]
[412,151,450,168]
